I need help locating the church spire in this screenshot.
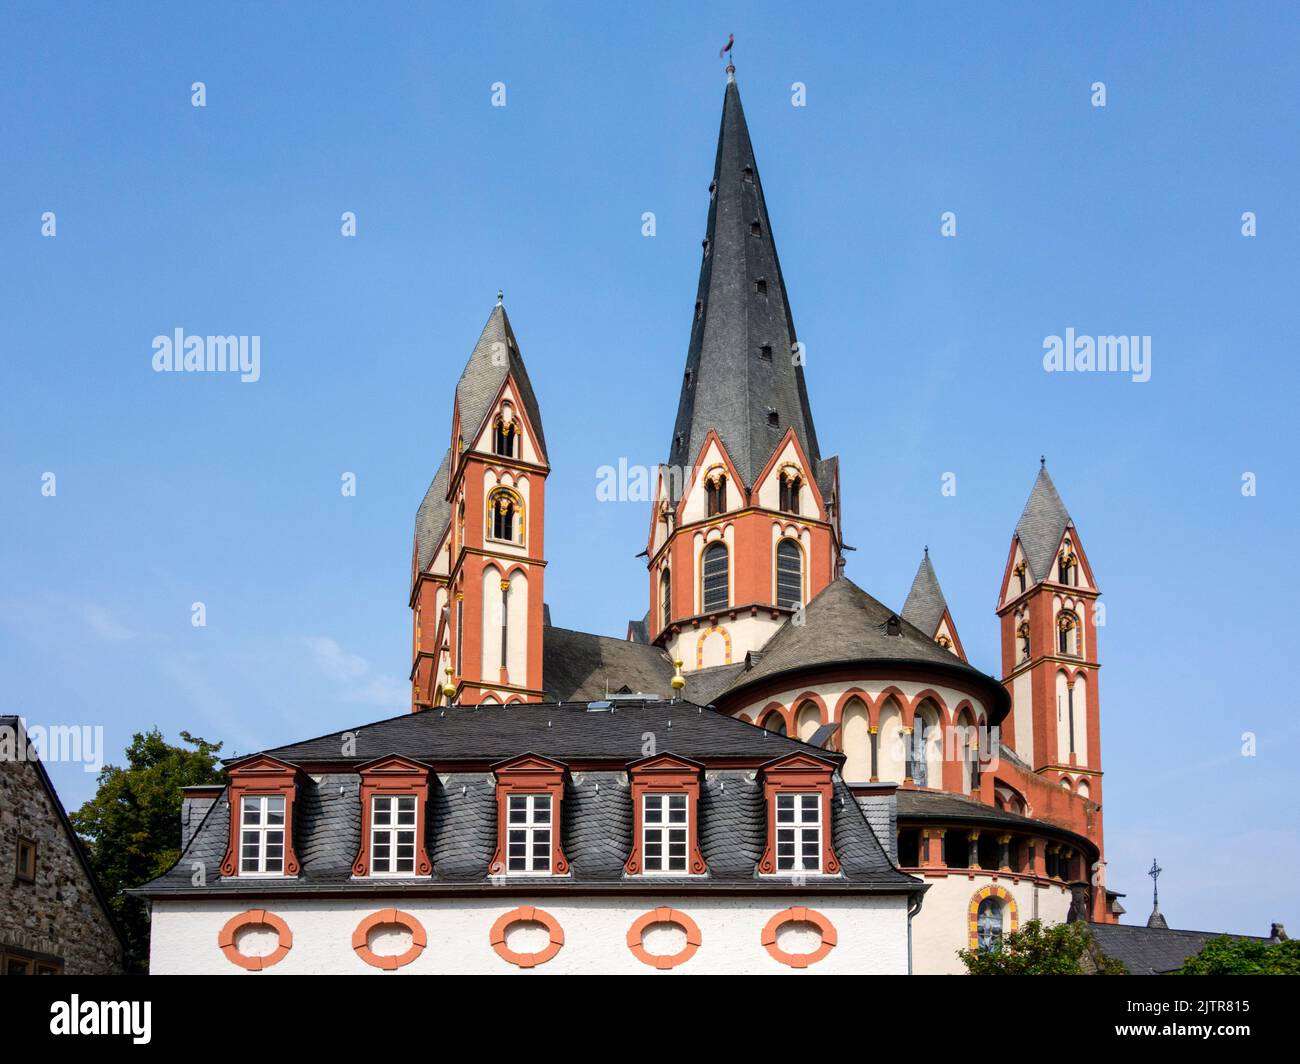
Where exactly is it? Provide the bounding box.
[666,72,821,493]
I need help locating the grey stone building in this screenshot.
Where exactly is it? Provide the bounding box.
[1,716,127,974]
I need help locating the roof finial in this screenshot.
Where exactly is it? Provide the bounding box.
[720,33,735,82]
[496,289,504,307]
[923,544,929,558]
[1040,455,1046,468]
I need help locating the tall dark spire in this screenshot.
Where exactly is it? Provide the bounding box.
[666,74,822,493]
[1014,465,1072,583]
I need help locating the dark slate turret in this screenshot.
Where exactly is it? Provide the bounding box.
[902,549,951,636]
[455,302,548,462]
[1015,465,1073,583]
[666,71,822,495]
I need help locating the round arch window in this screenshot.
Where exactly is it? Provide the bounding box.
[218,909,293,971]
[627,908,702,970]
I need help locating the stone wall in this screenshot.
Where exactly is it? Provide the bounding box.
[0,757,125,974]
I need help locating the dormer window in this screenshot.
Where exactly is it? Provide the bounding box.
[754,278,767,298]
[704,469,727,516]
[221,755,302,879]
[778,466,802,514]
[625,755,706,877]
[743,166,754,183]
[759,344,772,361]
[758,755,840,877]
[350,756,433,878]
[239,796,286,875]
[751,220,762,236]
[490,755,569,878]
[507,795,552,873]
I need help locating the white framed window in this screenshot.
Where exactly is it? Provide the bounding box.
[506,793,552,874]
[642,793,688,874]
[370,795,417,875]
[775,792,821,872]
[239,795,286,875]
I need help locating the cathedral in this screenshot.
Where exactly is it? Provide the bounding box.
[139,66,1125,976]
[404,66,1117,973]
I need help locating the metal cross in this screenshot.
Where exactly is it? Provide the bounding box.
[1148,858,1162,908]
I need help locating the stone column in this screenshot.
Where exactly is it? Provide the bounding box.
[998,833,1012,872]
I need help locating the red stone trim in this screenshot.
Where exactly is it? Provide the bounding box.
[761,906,837,968]
[626,907,702,969]
[219,755,303,878]
[757,753,840,876]
[351,908,427,970]
[624,755,708,876]
[488,754,570,876]
[351,755,433,877]
[217,909,293,971]
[489,906,564,968]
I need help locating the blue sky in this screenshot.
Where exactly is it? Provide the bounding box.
[2,2,1296,935]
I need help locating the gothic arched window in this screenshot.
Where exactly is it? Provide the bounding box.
[488,488,523,544]
[492,416,516,458]
[1057,611,1079,655]
[705,469,727,517]
[1014,561,1027,594]
[660,569,672,629]
[775,539,802,608]
[1058,543,1077,586]
[701,542,729,613]
[778,466,802,515]
[977,897,1005,954]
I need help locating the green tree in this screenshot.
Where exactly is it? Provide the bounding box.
[69,729,226,970]
[1177,935,1300,975]
[958,918,1128,975]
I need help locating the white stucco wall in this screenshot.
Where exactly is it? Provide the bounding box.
[149,893,911,975]
[909,872,1073,975]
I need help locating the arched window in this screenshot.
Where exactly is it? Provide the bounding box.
[705,470,727,517]
[1058,542,1076,586]
[907,709,935,787]
[701,543,729,613]
[659,569,672,629]
[977,898,1005,953]
[778,467,802,515]
[492,416,516,458]
[775,539,802,608]
[761,710,787,736]
[488,488,523,544]
[1057,611,1079,655]
[1014,561,1027,594]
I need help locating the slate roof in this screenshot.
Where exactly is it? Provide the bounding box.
[666,75,827,494]
[1087,922,1271,975]
[901,550,949,636]
[722,577,1010,722]
[455,303,548,462]
[541,626,675,702]
[412,447,452,578]
[1015,466,1072,582]
[133,701,919,897]
[893,788,1095,853]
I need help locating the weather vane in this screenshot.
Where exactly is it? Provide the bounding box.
[1148,857,1162,908]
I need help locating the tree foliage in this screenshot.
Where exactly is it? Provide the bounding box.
[69,729,226,969]
[1177,935,1300,975]
[958,918,1127,975]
